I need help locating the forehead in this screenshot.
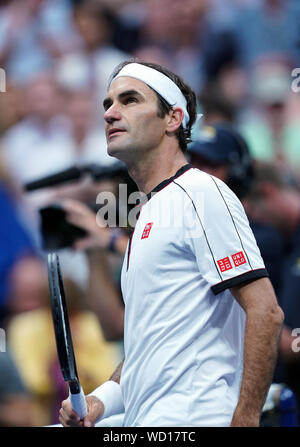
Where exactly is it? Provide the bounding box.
[107,76,157,100]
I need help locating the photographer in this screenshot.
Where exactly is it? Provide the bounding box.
[62,198,127,341]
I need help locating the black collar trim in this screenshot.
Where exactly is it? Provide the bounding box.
[146,164,192,201]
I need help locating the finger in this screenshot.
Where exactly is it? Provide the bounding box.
[60,403,81,423]
[83,417,94,427]
[65,209,96,232]
[63,199,90,214]
[84,396,104,426]
[65,213,83,227]
[59,408,71,427]
[59,408,82,427]
[60,407,80,422]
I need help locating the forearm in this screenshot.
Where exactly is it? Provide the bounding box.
[232,306,283,425]
[230,278,284,426]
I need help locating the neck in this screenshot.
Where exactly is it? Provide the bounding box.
[125,146,188,195]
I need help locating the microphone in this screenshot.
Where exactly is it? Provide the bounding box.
[24,167,82,192]
[24,163,127,192]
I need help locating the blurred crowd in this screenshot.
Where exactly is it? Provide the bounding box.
[0,0,300,426]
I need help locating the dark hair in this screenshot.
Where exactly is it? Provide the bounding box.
[110,59,197,153]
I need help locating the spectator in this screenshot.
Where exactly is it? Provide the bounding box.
[56,0,129,105]
[0,0,79,84]
[139,0,211,95]
[244,162,300,422]
[7,268,121,425]
[0,165,36,326]
[1,72,71,185]
[0,81,26,134]
[199,30,248,125]
[240,59,300,175]
[1,74,120,292]
[2,255,49,327]
[62,88,116,168]
[62,198,128,341]
[232,0,300,68]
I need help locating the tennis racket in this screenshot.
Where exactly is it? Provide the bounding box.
[47,252,87,420]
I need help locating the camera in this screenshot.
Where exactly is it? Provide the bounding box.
[24,163,136,251]
[39,204,88,250]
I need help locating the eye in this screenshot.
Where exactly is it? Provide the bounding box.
[125,96,137,104]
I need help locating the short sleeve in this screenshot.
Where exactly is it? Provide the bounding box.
[179,173,268,295]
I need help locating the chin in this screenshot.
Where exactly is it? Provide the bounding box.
[108,139,136,159]
[107,143,127,162]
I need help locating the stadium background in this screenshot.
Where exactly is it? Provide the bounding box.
[0,0,299,427]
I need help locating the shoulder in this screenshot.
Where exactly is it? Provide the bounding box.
[174,167,241,207]
[175,167,223,190]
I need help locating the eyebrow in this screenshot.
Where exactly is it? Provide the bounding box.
[103,89,144,110]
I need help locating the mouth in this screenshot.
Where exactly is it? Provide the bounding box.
[108,128,126,139]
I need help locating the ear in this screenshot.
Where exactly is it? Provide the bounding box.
[165,107,184,133]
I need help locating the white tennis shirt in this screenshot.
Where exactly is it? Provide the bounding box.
[120,165,268,426]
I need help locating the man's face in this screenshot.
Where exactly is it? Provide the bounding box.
[103,77,167,162]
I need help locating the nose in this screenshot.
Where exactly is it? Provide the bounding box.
[104,103,122,125]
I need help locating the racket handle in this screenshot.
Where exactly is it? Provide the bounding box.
[70,387,88,420]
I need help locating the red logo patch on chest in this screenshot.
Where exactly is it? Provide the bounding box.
[217,257,233,272]
[141,222,154,239]
[231,251,247,267]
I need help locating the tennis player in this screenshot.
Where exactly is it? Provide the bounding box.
[59,61,284,427]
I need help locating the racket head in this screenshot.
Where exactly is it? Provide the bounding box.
[47,252,80,391]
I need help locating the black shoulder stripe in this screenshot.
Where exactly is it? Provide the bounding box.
[173,180,223,282]
[209,175,253,270]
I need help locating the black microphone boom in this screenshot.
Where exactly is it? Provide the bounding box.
[24,163,127,192]
[24,167,82,192]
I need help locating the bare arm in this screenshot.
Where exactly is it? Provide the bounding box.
[230,277,284,426]
[109,358,124,384]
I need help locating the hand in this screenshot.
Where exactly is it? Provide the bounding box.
[59,395,104,427]
[62,199,111,251]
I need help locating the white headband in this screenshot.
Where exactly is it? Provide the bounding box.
[111,63,190,129]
